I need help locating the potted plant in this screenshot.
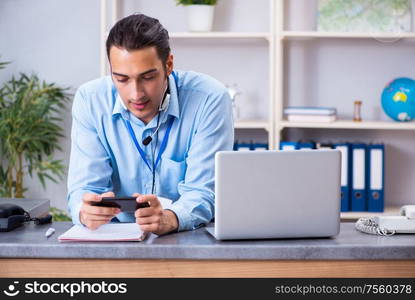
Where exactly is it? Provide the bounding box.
[176,0,218,32]
[0,72,72,220]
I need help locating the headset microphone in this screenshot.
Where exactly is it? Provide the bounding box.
[142,135,153,146]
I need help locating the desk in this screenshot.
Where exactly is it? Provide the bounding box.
[1,222,415,277]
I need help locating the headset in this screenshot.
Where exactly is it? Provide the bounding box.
[146,80,171,194]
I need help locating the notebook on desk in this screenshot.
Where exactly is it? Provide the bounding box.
[58,196,173,242]
[58,223,147,242]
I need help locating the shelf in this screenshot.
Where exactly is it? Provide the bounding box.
[170,32,271,40]
[279,120,415,130]
[341,206,401,221]
[235,120,269,131]
[282,31,415,40]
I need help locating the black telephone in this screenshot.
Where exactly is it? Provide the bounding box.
[0,203,52,232]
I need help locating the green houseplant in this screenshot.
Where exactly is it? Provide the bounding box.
[176,0,218,32]
[0,73,70,198]
[0,57,9,70]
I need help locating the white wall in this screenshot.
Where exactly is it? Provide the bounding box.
[0,0,271,212]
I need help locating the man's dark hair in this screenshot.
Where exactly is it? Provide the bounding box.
[106,13,170,65]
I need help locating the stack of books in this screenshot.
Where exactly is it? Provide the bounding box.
[283,106,337,122]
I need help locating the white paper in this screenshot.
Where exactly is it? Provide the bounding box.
[58,223,146,242]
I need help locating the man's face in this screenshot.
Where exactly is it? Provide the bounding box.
[109,46,173,124]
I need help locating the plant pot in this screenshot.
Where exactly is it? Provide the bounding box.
[186,4,215,32]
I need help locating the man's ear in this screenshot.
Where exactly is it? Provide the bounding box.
[165,53,174,76]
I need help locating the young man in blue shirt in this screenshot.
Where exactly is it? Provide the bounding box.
[67,13,234,235]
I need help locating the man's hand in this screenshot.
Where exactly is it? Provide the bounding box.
[133,193,179,235]
[79,192,120,230]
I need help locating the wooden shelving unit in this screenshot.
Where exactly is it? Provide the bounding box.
[274,1,415,216]
[279,120,415,130]
[341,206,401,221]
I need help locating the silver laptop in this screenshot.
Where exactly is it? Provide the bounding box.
[206,149,341,240]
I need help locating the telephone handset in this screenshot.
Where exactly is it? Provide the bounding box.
[355,205,415,236]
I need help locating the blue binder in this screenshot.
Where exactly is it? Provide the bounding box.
[333,143,352,212]
[351,143,367,211]
[236,141,253,151]
[279,141,298,150]
[316,142,333,149]
[367,144,385,212]
[233,141,238,151]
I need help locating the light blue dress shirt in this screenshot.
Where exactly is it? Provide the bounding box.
[67,70,234,231]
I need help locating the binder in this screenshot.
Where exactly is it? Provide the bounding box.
[279,141,298,151]
[333,143,351,212]
[367,144,385,212]
[236,141,253,151]
[233,141,238,151]
[351,143,367,211]
[297,141,316,150]
[316,142,333,150]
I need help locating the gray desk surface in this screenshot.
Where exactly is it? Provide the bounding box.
[1,222,414,260]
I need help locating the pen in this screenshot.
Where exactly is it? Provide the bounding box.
[45,227,55,238]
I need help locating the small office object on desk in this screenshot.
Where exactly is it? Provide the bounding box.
[0,198,49,218]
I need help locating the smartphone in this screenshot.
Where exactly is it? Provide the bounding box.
[91,196,149,212]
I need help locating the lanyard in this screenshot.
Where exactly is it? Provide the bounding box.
[124,116,174,173]
[123,71,178,173]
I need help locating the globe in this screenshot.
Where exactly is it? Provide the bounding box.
[381,77,415,122]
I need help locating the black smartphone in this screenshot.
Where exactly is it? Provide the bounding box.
[91,196,149,212]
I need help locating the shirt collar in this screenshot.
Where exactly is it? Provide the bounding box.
[111,72,180,127]
[111,85,128,118]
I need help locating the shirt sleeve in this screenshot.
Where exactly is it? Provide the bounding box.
[67,87,113,225]
[168,89,234,231]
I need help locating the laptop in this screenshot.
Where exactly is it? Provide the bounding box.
[206,149,341,240]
